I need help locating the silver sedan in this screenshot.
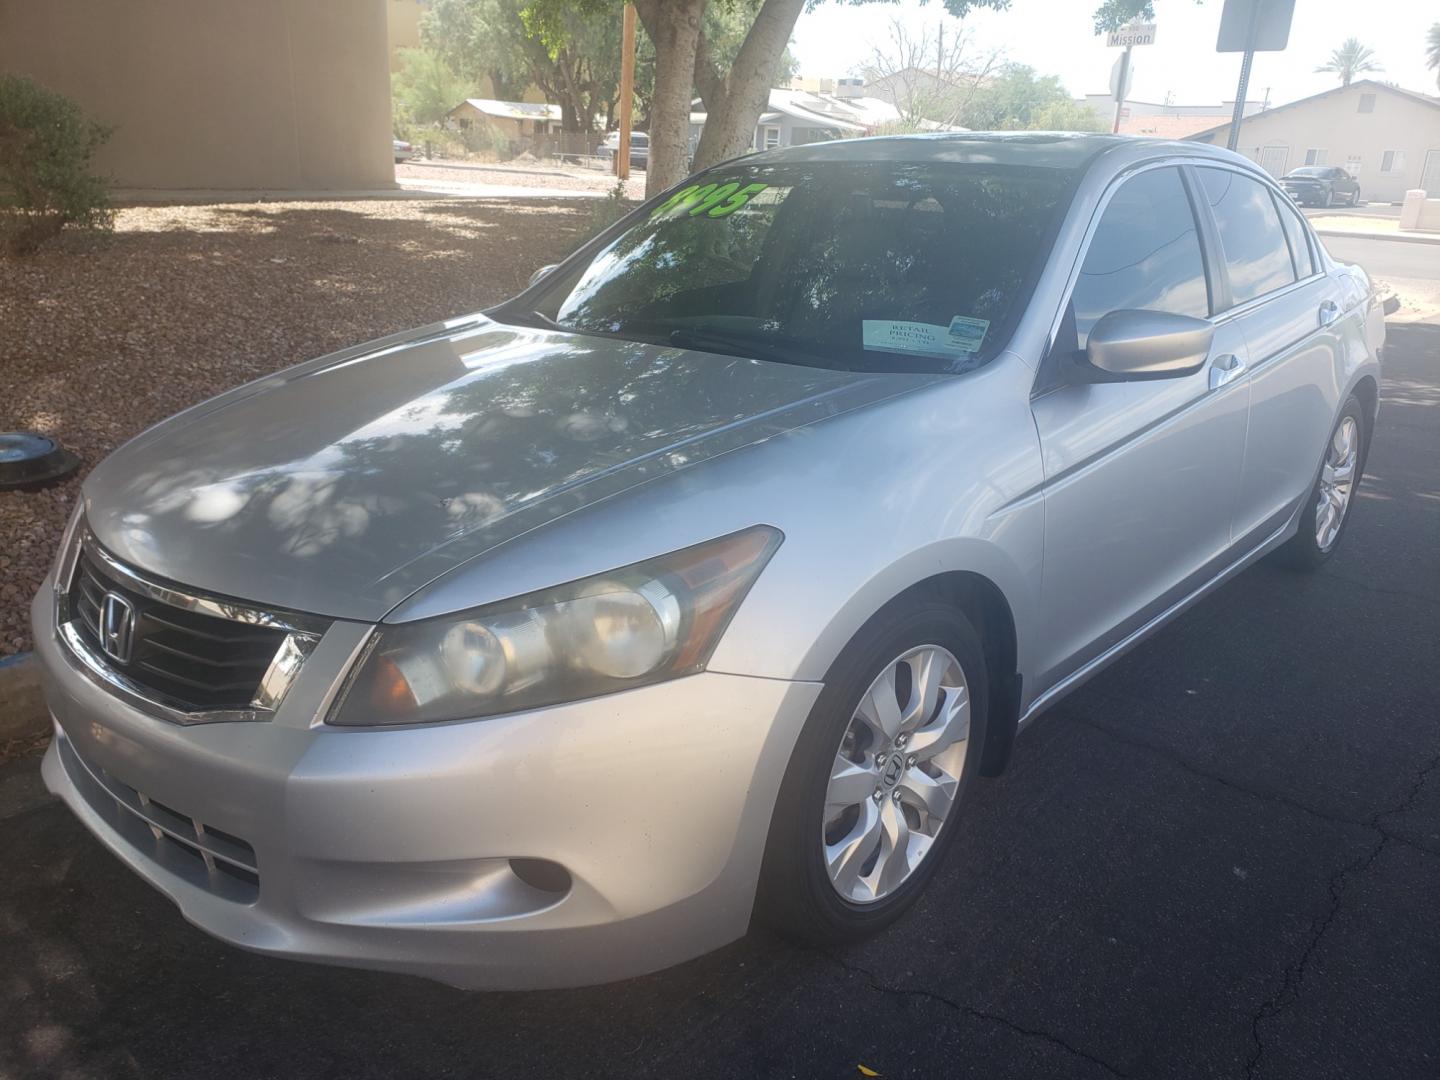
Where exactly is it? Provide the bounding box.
[33,133,1384,989]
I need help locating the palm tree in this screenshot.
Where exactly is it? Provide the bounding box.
[1427,24,1440,92]
[1315,38,1382,86]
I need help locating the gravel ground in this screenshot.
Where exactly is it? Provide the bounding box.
[0,197,592,656]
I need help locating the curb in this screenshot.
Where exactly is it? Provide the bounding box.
[0,652,47,742]
[1314,228,1440,246]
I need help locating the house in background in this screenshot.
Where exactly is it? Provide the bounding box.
[449,99,564,138]
[1186,80,1440,202]
[689,85,906,153]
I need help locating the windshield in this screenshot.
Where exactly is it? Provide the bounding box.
[499,160,1076,373]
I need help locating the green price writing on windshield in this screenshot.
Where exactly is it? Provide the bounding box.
[651,181,769,221]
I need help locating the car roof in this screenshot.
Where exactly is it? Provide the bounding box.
[744,131,1245,172]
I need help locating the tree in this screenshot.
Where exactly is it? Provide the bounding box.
[1426,23,1440,92]
[861,17,1002,129]
[423,0,623,132]
[958,64,1088,131]
[528,0,1166,197]
[392,47,474,129]
[1315,38,1381,86]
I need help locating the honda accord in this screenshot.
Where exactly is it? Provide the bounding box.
[33,133,1384,989]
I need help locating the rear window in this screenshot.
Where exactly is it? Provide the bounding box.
[503,161,1077,373]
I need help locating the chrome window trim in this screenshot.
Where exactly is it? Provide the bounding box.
[54,525,328,725]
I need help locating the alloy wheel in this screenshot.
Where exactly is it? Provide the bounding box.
[821,645,970,904]
[1316,415,1359,551]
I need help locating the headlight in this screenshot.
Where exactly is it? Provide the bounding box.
[329,525,783,727]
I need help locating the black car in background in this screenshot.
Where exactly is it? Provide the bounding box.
[1280,166,1361,207]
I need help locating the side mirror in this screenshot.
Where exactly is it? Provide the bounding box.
[528,264,558,288]
[1076,309,1214,382]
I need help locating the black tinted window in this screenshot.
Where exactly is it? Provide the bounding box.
[1273,193,1316,278]
[1069,167,1210,348]
[1198,168,1296,305]
[511,161,1075,373]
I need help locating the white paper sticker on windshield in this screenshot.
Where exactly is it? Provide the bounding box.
[863,319,984,361]
[946,315,990,353]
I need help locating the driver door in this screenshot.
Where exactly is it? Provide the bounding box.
[1030,164,1251,697]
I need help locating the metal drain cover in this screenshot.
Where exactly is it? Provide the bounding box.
[0,432,80,490]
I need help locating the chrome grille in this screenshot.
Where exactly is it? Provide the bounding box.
[58,732,260,903]
[70,553,290,711]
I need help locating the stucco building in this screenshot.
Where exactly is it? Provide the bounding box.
[1187,80,1440,203]
[0,0,395,191]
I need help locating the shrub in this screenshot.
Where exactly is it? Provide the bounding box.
[0,75,114,255]
[585,179,634,240]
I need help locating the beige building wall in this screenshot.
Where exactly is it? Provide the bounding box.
[1193,82,1440,203]
[0,0,395,191]
[387,0,425,71]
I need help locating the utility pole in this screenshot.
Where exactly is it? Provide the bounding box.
[615,2,636,182]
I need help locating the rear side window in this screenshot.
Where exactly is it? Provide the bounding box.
[1069,167,1210,348]
[1273,193,1316,278]
[1198,168,1297,305]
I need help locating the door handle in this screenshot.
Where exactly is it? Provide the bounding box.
[1318,300,1340,327]
[1209,353,1246,390]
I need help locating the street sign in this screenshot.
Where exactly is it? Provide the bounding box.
[1109,55,1135,101]
[1106,23,1156,48]
[1216,0,1294,53]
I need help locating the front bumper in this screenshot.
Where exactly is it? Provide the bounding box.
[33,577,821,989]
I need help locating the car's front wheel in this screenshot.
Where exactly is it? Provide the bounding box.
[1277,395,1367,570]
[758,601,988,944]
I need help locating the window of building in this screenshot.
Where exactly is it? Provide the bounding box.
[1303,148,1327,166]
[762,126,781,150]
[1380,150,1406,174]
[1357,93,1376,114]
[1197,168,1297,305]
[1345,155,1362,176]
[1068,167,1211,348]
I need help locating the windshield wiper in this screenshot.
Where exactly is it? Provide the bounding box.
[666,327,834,369]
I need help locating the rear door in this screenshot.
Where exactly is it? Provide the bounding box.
[1193,166,1347,545]
[1029,164,1251,694]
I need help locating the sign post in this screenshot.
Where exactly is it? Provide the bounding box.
[1216,0,1295,151]
[1104,23,1155,134]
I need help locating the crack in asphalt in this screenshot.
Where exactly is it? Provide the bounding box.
[1064,714,1440,1077]
[1072,715,1440,859]
[817,948,1129,1078]
[1245,752,1440,1079]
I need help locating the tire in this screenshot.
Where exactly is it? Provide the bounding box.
[757,600,989,944]
[1276,395,1367,572]
[1349,190,1360,207]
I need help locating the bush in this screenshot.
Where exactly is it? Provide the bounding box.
[585,179,634,240]
[0,75,114,255]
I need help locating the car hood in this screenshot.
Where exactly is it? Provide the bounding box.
[83,318,927,621]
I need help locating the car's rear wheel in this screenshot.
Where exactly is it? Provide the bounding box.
[757,601,988,943]
[1277,395,1366,571]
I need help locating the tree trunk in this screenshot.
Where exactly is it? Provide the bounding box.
[691,0,805,171]
[634,0,707,197]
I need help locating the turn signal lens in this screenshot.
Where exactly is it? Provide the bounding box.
[329,525,782,727]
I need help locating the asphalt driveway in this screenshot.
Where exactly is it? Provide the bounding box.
[1,324,1436,1080]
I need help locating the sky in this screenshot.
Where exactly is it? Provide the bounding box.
[790,0,1439,109]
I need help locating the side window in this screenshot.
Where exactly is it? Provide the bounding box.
[1069,167,1211,349]
[1198,168,1297,305]
[1272,192,1317,278]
